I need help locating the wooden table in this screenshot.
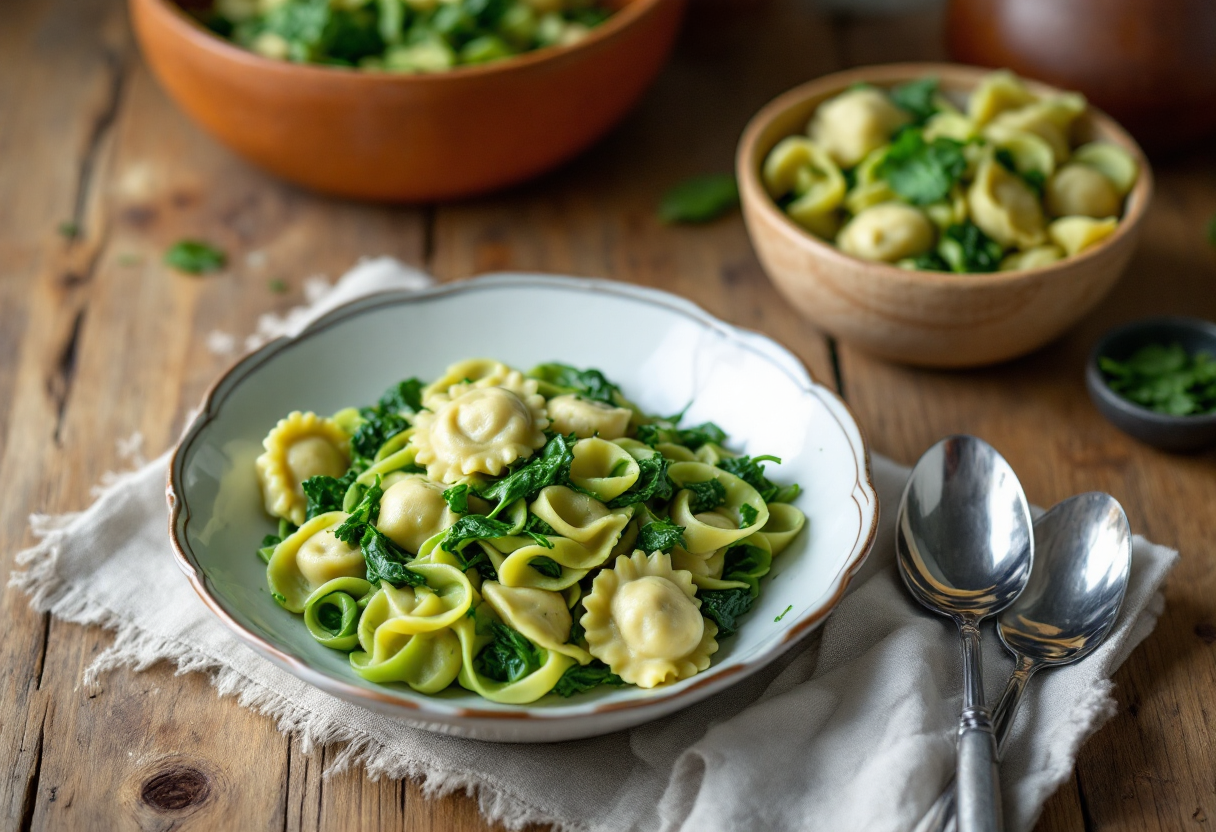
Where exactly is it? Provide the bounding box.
[3,0,1214,828]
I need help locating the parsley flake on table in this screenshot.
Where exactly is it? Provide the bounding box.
[1099,342,1216,416]
[164,239,227,274]
[659,174,740,224]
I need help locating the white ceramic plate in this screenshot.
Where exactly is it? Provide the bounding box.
[168,274,878,742]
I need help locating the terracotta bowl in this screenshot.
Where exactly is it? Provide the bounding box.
[737,63,1153,369]
[130,0,686,201]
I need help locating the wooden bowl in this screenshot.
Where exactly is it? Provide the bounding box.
[736,63,1153,369]
[130,0,686,201]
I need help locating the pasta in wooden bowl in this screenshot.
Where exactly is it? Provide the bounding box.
[738,63,1153,368]
[253,358,806,704]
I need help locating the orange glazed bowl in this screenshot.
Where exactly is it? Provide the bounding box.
[737,63,1153,369]
[130,0,686,201]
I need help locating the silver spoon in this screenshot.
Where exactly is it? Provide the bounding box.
[897,436,1034,832]
[916,492,1133,832]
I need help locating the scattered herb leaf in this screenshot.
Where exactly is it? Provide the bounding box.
[775,604,793,623]
[739,503,759,529]
[272,591,288,605]
[164,239,227,274]
[716,454,787,502]
[658,175,740,224]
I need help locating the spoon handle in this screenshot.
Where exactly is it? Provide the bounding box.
[920,656,1040,832]
[955,621,1004,832]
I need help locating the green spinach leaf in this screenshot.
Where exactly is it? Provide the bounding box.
[889,77,939,125]
[939,222,1003,273]
[606,453,673,507]
[528,556,562,578]
[474,622,541,683]
[738,503,759,529]
[552,660,626,697]
[686,479,727,513]
[528,364,622,406]
[360,525,426,587]
[442,483,470,514]
[637,520,686,553]
[332,476,383,545]
[1100,343,1216,416]
[698,588,753,637]
[477,433,574,512]
[302,471,357,520]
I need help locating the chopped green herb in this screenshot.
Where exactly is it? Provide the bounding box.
[939,222,1003,274]
[552,660,626,697]
[443,484,470,514]
[658,175,739,224]
[698,588,753,637]
[477,433,574,512]
[875,129,966,205]
[474,622,540,683]
[1099,342,1216,416]
[58,220,79,239]
[271,592,288,605]
[332,476,383,545]
[528,364,622,406]
[360,525,426,587]
[268,278,289,294]
[302,471,357,520]
[637,519,686,553]
[889,77,939,125]
[257,533,281,564]
[164,239,227,274]
[739,503,759,529]
[774,604,793,622]
[605,453,673,508]
[686,478,727,513]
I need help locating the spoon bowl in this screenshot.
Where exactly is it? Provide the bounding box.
[897,436,1034,832]
[998,492,1132,665]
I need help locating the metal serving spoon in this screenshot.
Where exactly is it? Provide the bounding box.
[897,436,1034,832]
[916,491,1133,832]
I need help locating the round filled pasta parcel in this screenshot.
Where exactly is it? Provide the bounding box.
[251,359,808,703]
[762,70,1139,273]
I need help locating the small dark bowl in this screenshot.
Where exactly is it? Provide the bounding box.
[1086,316,1216,452]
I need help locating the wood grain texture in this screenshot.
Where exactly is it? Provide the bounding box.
[0,0,1212,830]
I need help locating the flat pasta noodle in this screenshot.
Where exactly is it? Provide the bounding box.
[452,616,577,704]
[756,503,807,555]
[667,462,769,554]
[568,437,640,502]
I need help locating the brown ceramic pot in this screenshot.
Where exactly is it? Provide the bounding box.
[947,0,1216,153]
[737,63,1153,369]
[130,0,686,201]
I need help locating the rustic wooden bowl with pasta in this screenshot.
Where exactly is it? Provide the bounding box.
[737,63,1153,368]
[130,0,685,201]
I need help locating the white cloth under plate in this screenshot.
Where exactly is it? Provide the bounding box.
[10,258,1176,832]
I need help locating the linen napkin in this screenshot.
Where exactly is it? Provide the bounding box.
[10,258,1176,832]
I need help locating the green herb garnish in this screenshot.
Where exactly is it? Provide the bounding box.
[443,484,470,514]
[474,622,541,684]
[686,479,727,513]
[658,175,740,224]
[875,129,966,205]
[552,660,625,697]
[1099,343,1216,416]
[637,520,686,553]
[889,77,939,125]
[939,222,1003,274]
[739,503,759,529]
[164,239,227,274]
[775,604,793,622]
